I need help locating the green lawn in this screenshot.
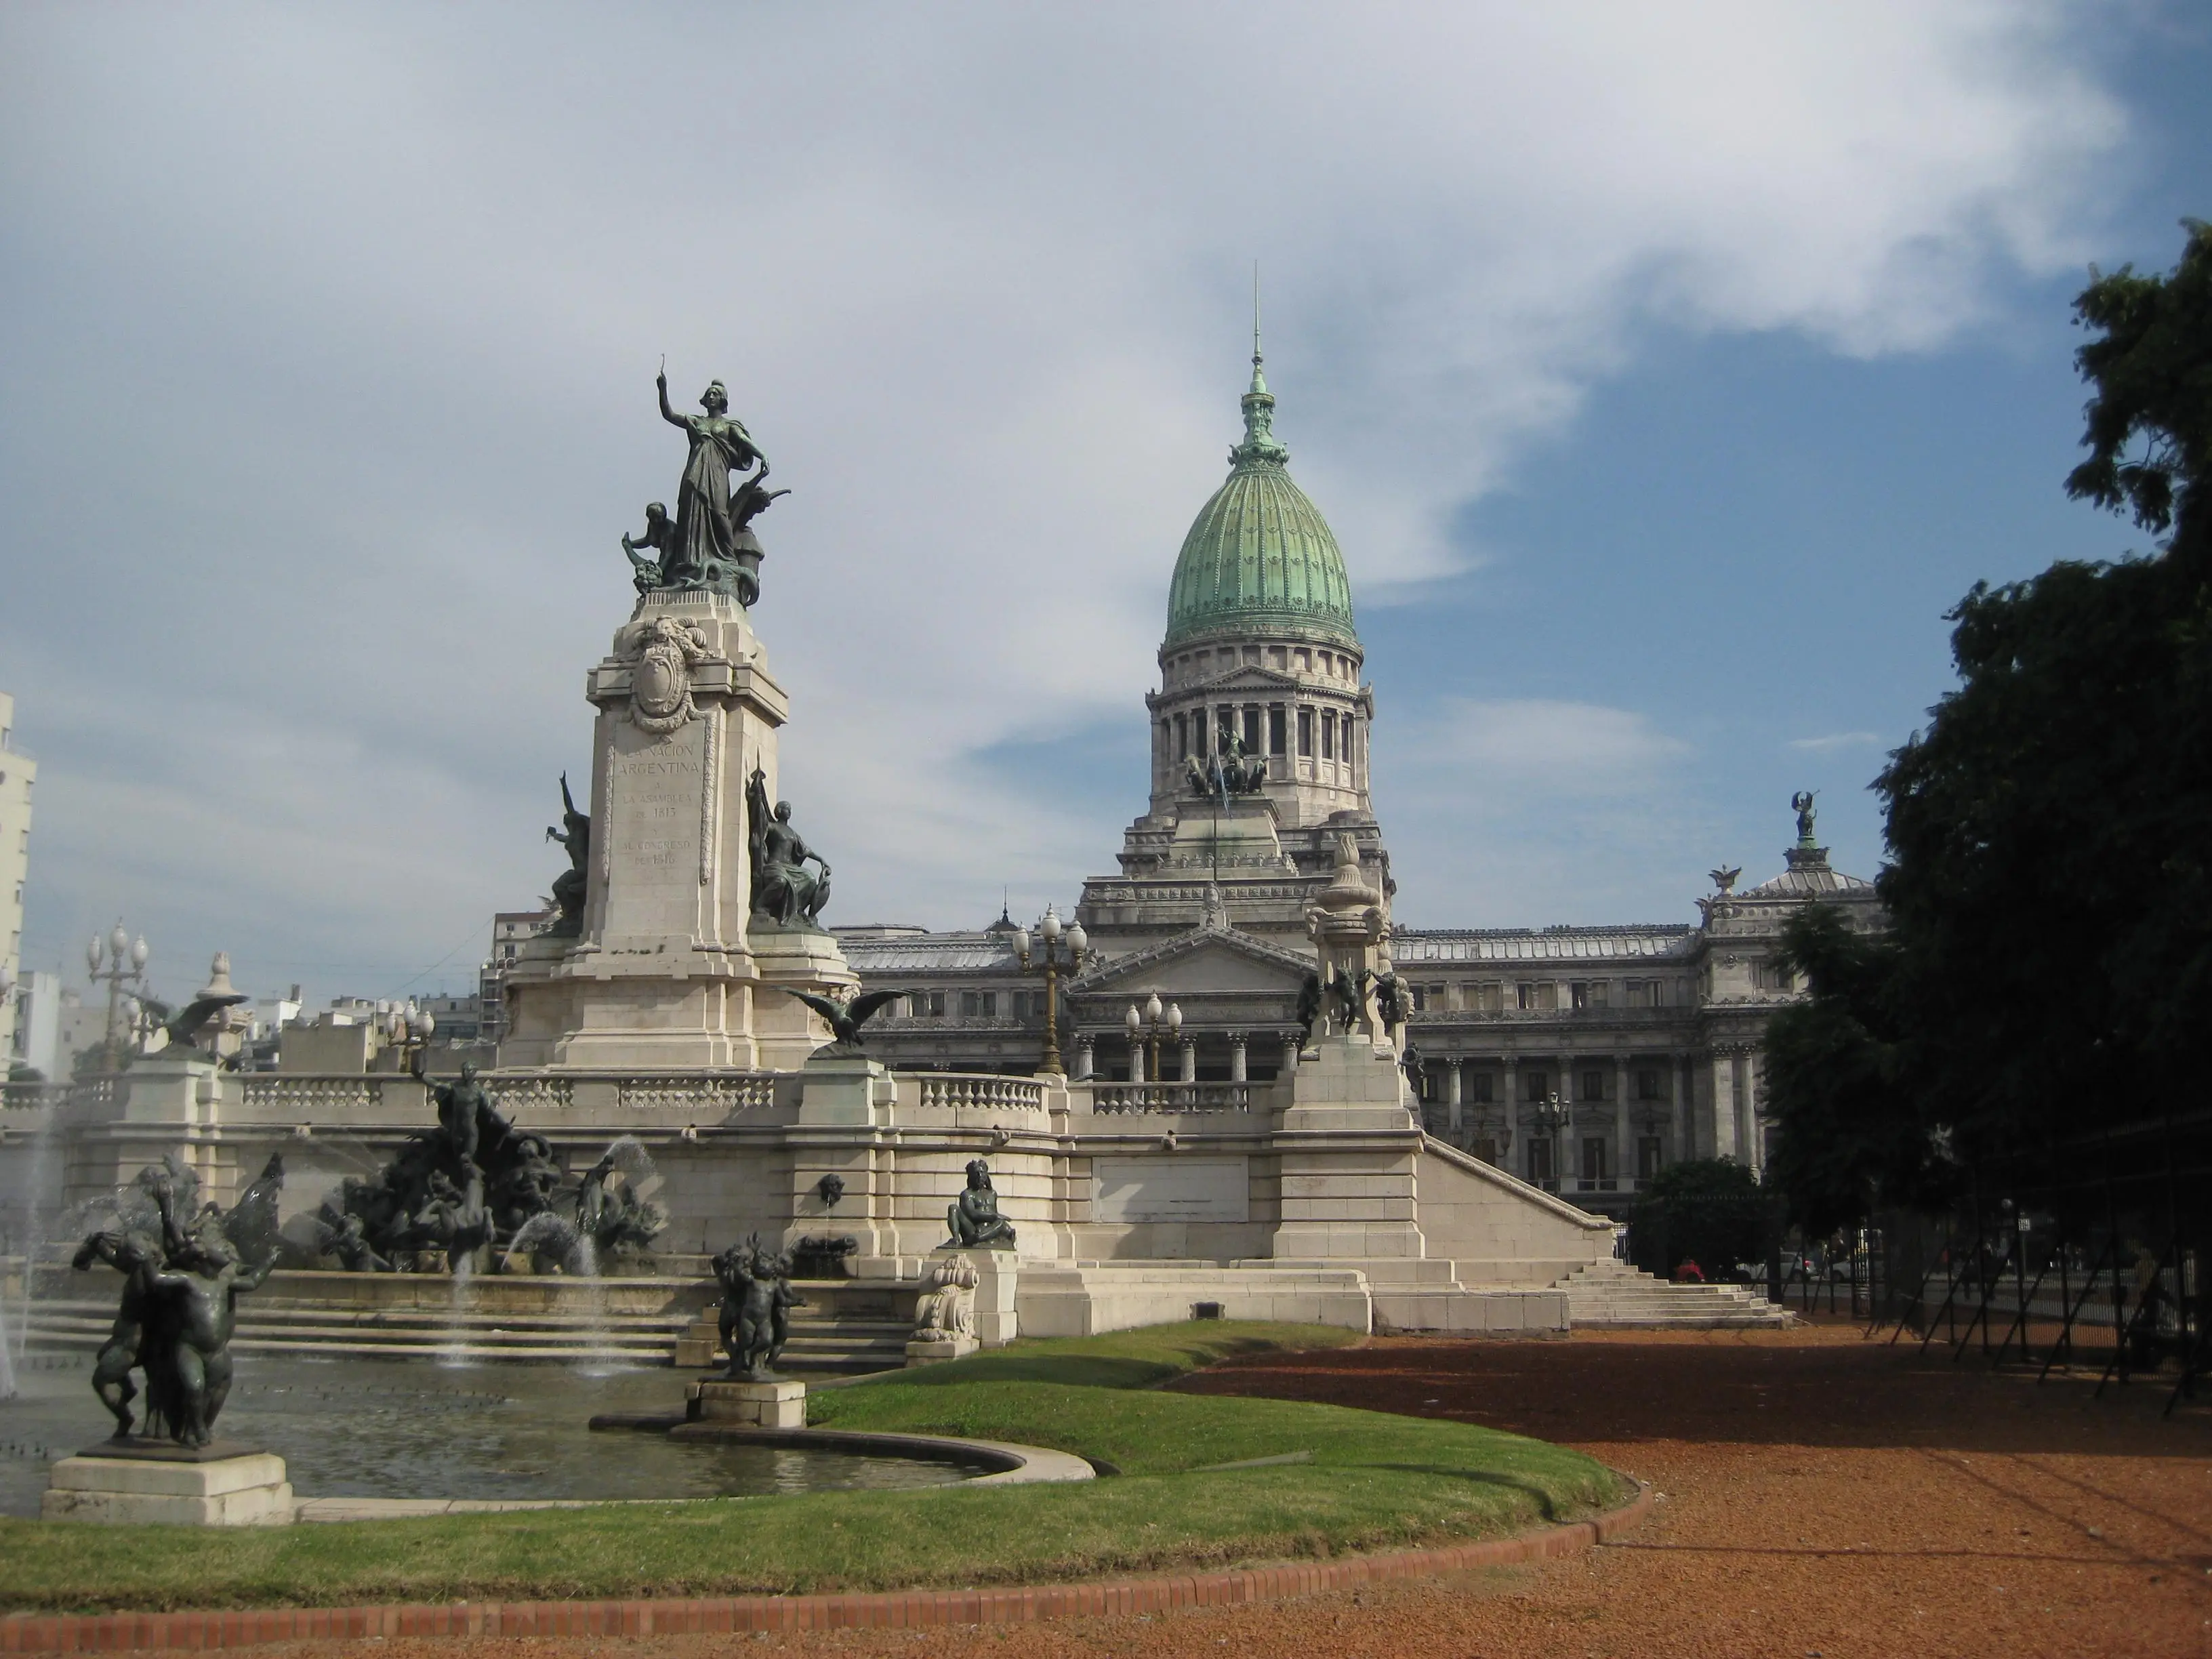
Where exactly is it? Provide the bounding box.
[0,1322,1622,1615]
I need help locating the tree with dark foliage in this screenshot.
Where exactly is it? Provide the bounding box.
[1764,221,2212,1229]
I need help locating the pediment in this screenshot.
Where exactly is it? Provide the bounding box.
[1193,664,1303,693]
[1075,929,1315,998]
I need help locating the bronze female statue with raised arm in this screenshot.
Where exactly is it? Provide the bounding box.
[656,365,764,588]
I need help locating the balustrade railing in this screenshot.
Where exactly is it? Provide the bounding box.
[242,1076,390,1113]
[1,1081,70,1112]
[615,1074,775,1112]
[916,1075,1046,1111]
[488,1076,575,1112]
[1088,1081,1254,1114]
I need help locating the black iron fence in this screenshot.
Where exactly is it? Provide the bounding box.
[1866,1109,2209,1414]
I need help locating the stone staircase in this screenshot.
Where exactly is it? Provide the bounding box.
[26,1265,922,1373]
[1555,1260,1794,1329]
[24,1291,694,1367]
[670,1300,914,1375]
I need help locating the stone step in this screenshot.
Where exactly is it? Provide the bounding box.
[1555,1263,1794,1328]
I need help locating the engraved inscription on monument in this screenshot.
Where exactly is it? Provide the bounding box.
[603,720,708,939]
[1092,1158,1250,1223]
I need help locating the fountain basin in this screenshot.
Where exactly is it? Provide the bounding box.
[0,1357,1006,1519]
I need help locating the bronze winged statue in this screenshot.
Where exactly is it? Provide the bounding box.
[159,993,250,1052]
[787,987,914,1054]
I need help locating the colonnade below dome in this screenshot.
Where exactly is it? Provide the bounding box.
[1145,631,1374,828]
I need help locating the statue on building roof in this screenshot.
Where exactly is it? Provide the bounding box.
[1374,969,1409,1032]
[1185,727,1267,806]
[1294,971,1324,1050]
[1791,791,1819,848]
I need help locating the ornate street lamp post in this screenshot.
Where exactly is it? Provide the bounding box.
[1633,1102,1671,1186]
[384,1000,436,1071]
[1528,1090,1569,1191]
[1012,906,1086,1076]
[1124,993,1181,1088]
[87,924,149,1071]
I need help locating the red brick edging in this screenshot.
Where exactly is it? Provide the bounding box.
[0,1484,1652,1652]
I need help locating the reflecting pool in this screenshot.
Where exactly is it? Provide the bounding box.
[0,1354,975,1517]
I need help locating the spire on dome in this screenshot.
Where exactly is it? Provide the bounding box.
[1233,264,1288,466]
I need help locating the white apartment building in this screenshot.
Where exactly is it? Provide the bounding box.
[0,693,35,1067]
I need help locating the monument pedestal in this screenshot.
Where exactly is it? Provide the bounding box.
[935,1247,1019,1347]
[754,924,861,1072]
[499,588,857,1072]
[1269,1033,1427,1263]
[687,1378,807,1429]
[43,1441,293,1527]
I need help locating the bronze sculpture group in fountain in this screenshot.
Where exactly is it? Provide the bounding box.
[308,1065,664,1274]
[72,1160,281,1448]
[711,1234,804,1380]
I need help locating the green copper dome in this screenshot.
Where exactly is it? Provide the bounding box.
[1164,356,1358,653]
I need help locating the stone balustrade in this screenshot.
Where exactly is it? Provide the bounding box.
[615,1073,775,1112]
[241,1076,393,1113]
[1086,1081,1255,1114]
[914,1074,1046,1111]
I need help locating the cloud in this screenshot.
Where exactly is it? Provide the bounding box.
[1788,731,1885,753]
[0,2,2131,997]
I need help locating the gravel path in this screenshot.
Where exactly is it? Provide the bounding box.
[290,1322,2212,1658]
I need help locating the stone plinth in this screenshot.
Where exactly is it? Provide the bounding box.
[1269,1032,1427,1263]
[934,1247,1019,1347]
[687,1377,806,1429]
[795,1052,890,1128]
[903,1331,979,1366]
[43,1441,293,1526]
[754,926,861,1072]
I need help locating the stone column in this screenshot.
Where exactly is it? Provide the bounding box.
[1675,1054,1694,1160]
[1444,1059,1463,1134]
[1745,1049,1765,1179]
[1713,1049,1741,1160]
[1178,1040,1197,1084]
[1227,1031,1248,1084]
[1280,1030,1300,1072]
[1072,1033,1094,1082]
[1614,1056,1631,1190]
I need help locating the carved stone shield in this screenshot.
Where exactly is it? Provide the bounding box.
[626,619,707,735]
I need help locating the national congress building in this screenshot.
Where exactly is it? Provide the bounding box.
[839,348,1879,1214]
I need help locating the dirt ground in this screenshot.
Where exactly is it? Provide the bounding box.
[283,1321,2212,1658]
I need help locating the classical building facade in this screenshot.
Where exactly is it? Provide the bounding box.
[841,359,1881,1214]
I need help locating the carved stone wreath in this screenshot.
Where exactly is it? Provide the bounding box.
[624,618,710,735]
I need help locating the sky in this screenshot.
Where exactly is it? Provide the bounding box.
[2,2,2207,1011]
